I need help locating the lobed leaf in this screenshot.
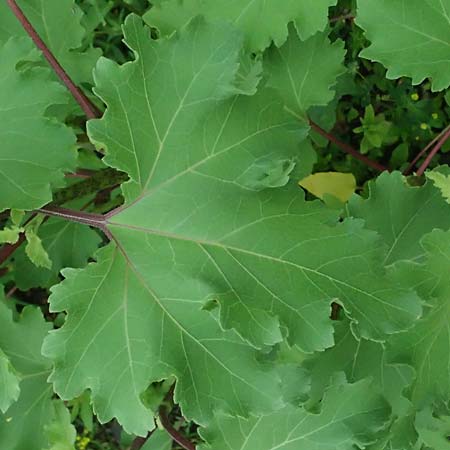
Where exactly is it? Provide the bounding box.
[0,0,101,84]
[42,16,423,436]
[356,0,450,91]
[145,0,338,51]
[198,378,391,450]
[348,171,450,265]
[0,293,75,450]
[0,37,77,212]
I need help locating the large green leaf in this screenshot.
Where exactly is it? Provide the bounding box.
[0,0,101,84]
[144,0,337,51]
[0,297,75,450]
[43,244,284,436]
[0,37,77,211]
[348,172,450,265]
[356,0,450,91]
[42,15,422,436]
[198,378,391,450]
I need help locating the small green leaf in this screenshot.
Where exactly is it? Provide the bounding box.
[25,228,52,270]
[0,227,23,245]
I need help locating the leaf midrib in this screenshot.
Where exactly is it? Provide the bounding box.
[107,220,413,317]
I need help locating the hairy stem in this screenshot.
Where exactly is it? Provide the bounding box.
[6,0,101,119]
[36,206,106,230]
[309,120,388,172]
[0,169,125,267]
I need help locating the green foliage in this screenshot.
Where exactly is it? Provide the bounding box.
[199,378,391,450]
[1,0,450,449]
[144,0,338,51]
[356,0,450,91]
[0,0,101,84]
[0,37,76,211]
[0,298,75,450]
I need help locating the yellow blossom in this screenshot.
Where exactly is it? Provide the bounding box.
[411,93,419,101]
[420,123,428,130]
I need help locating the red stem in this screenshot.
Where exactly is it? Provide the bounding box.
[6,0,101,120]
[37,206,106,230]
[159,408,196,450]
[416,126,450,176]
[0,234,26,267]
[309,120,388,172]
[404,124,450,175]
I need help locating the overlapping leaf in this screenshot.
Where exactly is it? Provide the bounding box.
[265,30,345,119]
[145,0,337,51]
[388,230,450,406]
[41,15,424,437]
[0,294,75,450]
[13,217,101,289]
[0,37,77,211]
[198,378,391,450]
[302,320,416,450]
[0,0,101,84]
[0,350,20,414]
[356,0,450,91]
[348,171,450,265]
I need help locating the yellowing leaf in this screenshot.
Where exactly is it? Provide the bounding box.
[299,172,356,202]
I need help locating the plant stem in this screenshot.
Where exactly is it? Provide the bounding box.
[159,408,196,450]
[404,124,450,175]
[36,206,106,230]
[416,125,450,176]
[129,430,155,450]
[309,120,388,172]
[0,169,125,268]
[0,234,26,268]
[6,0,101,120]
